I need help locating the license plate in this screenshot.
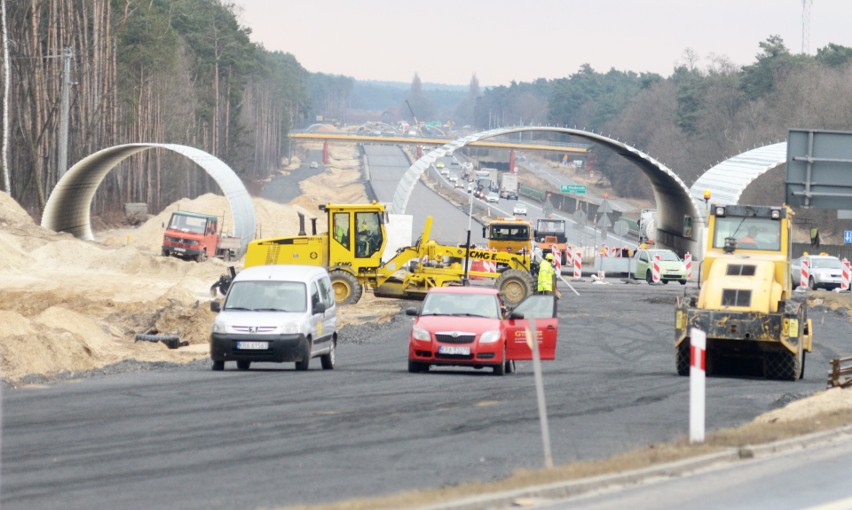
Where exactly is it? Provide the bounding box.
[236,341,268,350]
[174,247,185,252]
[439,345,470,355]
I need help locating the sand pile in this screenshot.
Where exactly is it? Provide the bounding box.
[0,143,400,385]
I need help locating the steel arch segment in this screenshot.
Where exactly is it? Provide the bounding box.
[41,143,255,256]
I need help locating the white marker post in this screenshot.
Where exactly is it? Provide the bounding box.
[689,328,706,443]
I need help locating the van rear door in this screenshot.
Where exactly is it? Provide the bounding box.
[504,295,558,361]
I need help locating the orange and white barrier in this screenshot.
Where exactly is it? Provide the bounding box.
[469,250,497,280]
[572,249,582,279]
[800,258,810,289]
[685,252,692,280]
[841,258,850,291]
[550,245,562,272]
[652,254,661,284]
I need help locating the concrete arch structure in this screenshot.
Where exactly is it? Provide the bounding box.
[41,143,255,256]
[391,127,702,256]
[689,142,787,209]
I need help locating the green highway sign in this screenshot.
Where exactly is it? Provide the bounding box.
[560,184,586,194]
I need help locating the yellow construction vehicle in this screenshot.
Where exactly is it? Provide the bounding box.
[675,204,812,380]
[483,217,533,257]
[222,203,536,306]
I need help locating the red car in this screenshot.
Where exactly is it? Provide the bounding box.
[406,286,559,375]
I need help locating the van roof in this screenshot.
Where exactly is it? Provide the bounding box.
[234,264,329,282]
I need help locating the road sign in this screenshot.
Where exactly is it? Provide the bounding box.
[560,184,586,194]
[614,220,629,236]
[845,230,852,244]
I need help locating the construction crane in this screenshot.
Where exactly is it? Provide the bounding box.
[404,99,422,136]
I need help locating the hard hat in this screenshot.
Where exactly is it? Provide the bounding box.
[545,253,554,260]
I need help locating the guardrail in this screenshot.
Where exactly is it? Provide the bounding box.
[828,356,852,388]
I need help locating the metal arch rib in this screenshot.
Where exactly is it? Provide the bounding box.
[689,142,787,208]
[41,143,255,256]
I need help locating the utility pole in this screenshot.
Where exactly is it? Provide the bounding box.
[801,0,812,54]
[57,47,73,178]
[1,0,10,193]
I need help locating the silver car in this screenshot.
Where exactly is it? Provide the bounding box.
[791,254,844,290]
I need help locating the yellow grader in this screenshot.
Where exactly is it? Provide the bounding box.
[214,203,537,306]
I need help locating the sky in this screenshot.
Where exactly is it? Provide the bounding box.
[233,0,852,87]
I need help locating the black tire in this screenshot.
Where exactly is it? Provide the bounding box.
[679,279,687,285]
[162,248,169,257]
[493,346,507,376]
[295,339,312,371]
[646,270,654,284]
[495,269,534,307]
[764,350,801,381]
[236,360,250,371]
[560,251,568,267]
[196,251,207,263]
[808,276,816,290]
[329,269,363,305]
[321,339,336,370]
[211,360,224,371]
[408,360,428,373]
[662,280,669,285]
[676,339,690,376]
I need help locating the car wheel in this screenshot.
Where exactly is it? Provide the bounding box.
[808,276,816,290]
[493,346,506,376]
[196,251,207,263]
[662,280,669,285]
[321,339,336,370]
[408,360,428,373]
[646,270,654,284]
[236,361,250,371]
[679,279,687,285]
[211,360,224,371]
[295,338,311,371]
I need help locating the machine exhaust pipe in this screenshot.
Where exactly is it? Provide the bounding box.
[298,213,306,236]
[310,217,318,236]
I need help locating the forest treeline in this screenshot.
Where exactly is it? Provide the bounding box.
[469,37,852,204]
[1,0,850,231]
[1,0,352,219]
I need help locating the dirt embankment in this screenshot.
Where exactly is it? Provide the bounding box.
[0,143,401,386]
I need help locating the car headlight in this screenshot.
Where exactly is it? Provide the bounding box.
[412,327,431,341]
[212,321,227,334]
[280,322,303,335]
[479,330,500,344]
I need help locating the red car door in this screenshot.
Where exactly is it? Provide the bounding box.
[504,295,558,361]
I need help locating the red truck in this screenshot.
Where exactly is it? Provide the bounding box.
[162,211,241,262]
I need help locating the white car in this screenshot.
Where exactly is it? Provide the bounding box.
[512,203,527,216]
[485,192,500,203]
[309,161,319,169]
[791,254,844,290]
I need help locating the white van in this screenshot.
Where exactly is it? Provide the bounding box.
[209,265,338,371]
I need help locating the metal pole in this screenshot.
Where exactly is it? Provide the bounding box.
[57,47,73,178]
[463,189,474,284]
[529,317,554,469]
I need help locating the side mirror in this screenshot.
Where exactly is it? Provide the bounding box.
[314,302,326,314]
[210,301,221,313]
[508,310,524,320]
[405,308,419,317]
[482,226,487,238]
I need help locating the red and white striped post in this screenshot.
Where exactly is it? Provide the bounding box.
[800,258,810,290]
[690,328,706,443]
[841,258,851,292]
[573,249,582,279]
[652,254,662,284]
[551,245,562,272]
[684,252,692,281]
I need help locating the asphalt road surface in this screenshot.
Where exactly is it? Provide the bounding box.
[3,283,848,510]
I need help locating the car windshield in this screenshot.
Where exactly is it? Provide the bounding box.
[811,257,842,269]
[168,213,207,234]
[649,250,680,261]
[224,281,306,312]
[537,220,563,232]
[420,293,500,319]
